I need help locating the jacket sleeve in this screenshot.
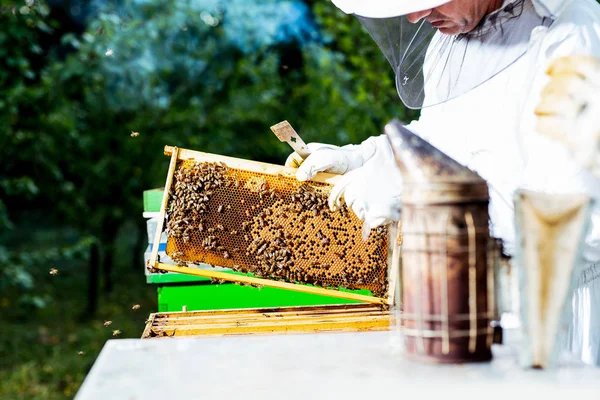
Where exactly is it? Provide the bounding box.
[518,1,600,264]
[522,0,600,367]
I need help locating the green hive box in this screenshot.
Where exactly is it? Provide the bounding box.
[144,188,164,213]
[143,188,363,312]
[148,274,361,312]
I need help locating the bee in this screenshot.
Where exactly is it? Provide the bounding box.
[49,268,58,276]
[132,304,141,311]
[130,131,140,137]
[217,205,223,213]
[103,320,112,327]
[112,329,121,337]
[77,351,85,356]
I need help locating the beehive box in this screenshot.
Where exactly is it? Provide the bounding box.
[147,146,400,305]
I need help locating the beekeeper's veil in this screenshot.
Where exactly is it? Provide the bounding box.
[332,0,554,109]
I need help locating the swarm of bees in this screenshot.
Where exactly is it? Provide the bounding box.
[166,162,228,242]
[162,160,390,298]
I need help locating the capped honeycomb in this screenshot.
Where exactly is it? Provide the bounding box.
[164,159,391,298]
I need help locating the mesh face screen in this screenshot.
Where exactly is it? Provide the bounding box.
[165,160,390,297]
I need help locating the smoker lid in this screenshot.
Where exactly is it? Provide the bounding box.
[384,119,489,203]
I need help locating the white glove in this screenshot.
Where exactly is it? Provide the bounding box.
[535,56,600,177]
[286,135,403,230]
[329,154,403,232]
[285,136,383,181]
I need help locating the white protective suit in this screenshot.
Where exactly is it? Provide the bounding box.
[289,0,600,365]
[407,0,600,366]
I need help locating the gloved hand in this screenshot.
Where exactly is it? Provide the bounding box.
[285,136,384,181]
[330,154,403,234]
[286,135,403,230]
[535,55,600,177]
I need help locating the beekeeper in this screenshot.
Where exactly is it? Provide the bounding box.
[286,0,600,365]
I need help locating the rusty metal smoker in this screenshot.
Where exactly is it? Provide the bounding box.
[385,120,496,363]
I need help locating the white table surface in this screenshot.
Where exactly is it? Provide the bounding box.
[75,330,600,400]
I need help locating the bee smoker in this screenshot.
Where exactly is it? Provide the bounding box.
[385,120,496,363]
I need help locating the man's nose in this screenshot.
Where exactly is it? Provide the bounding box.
[406,9,433,24]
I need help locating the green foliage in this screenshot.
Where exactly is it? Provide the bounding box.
[0,0,81,311]
[0,269,157,399]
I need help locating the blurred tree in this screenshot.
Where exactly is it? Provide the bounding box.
[0,0,95,315]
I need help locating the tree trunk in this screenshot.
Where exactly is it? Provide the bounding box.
[101,220,121,294]
[87,241,100,316]
[103,242,114,294]
[132,222,146,271]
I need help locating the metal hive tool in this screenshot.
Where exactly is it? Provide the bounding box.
[148,146,401,305]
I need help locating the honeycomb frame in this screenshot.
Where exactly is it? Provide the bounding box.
[148,146,400,305]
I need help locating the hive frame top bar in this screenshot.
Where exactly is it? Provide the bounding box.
[150,146,398,306]
[164,145,343,186]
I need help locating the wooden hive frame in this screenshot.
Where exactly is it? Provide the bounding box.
[147,146,401,306]
[142,303,395,338]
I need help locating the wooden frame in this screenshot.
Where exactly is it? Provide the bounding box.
[142,304,393,338]
[147,145,400,306]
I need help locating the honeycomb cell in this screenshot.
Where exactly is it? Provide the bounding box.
[165,160,390,298]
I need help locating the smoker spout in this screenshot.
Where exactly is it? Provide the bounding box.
[384,119,489,204]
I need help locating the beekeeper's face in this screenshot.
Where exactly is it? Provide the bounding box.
[406,0,503,35]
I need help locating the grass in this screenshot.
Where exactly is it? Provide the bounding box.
[0,259,157,399]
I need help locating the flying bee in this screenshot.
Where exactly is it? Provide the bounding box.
[112,330,121,337]
[132,304,141,311]
[103,320,112,327]
[49,268,58,276]
[77,351,85,356]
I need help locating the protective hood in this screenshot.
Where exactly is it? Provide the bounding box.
[532,0,574,18]
[333,0,553,109]
[331,0,451,18]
